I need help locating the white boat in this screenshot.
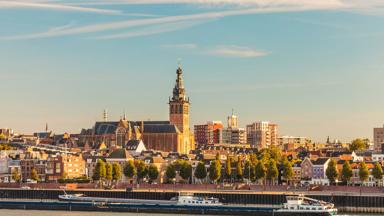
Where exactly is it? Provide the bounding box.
[174,195,223,206]
[276,194,337,215]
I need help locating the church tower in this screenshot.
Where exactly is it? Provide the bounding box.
[169,65,193,153]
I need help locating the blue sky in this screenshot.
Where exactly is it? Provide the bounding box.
[1,0,384,142]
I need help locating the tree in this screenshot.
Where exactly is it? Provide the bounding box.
[225,157,232,182]
[112,163,122,182]
[326,159,338,185]
[135,160,148,183]
[281,159,294,184]
[165,164,176,183]
[148,164,159,183]
[371,162,383,186]
[269,146,282,162]
[30,168,40,182]
[266,160,278,185]
[93,159,106,181]
[11,169,21,183]
[359,161,369,185]
[236,157,243,182]
[105,162,113,183]
[209,160,221,183]
[123,160,136,180]
[244,160,251,181]
[194,161,207,182]
[350,139,367,152]
[179,162,192,182]
[255,161,266,184]
[341,161,353,184]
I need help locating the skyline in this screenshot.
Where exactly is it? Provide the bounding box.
[1,0,384,142]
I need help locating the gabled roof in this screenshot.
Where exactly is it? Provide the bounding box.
[312,157,330,165]
[126,139,144,150]
[108,149,133,159]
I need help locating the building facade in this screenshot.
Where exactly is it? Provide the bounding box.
[374,125,384,153]
[246,121,278,148]
[194,121,223,147]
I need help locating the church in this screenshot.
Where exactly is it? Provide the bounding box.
[79,65,195,154]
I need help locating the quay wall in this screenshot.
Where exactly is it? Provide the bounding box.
[0,189,384,213]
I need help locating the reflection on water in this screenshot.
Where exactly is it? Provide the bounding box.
[0,209,378,216]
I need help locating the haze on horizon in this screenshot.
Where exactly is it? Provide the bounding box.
[1,0,383,143]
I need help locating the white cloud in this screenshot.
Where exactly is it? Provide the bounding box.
[2,0,384,40]
[93,20,207,40]
[0,5,333,40]
[162,43,267,58]
[208,45,268,58]
[161,43,197,49]
[0,1,123,14]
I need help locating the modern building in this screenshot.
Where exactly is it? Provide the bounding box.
[194,121,223,147]
[374,125,384,153]
[278,136,311,151]
[246,121,278,148]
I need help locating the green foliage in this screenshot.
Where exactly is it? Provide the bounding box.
[209,160,221,183]
[105,162,113,181]
[194,161,207,180]
[165,164,176,183]
[225,157,232,180]
[281,158,294,183]
[135,160,148,183]
[148,164,159,183]
[255,161,266,182]
[359,161,369,183]
[0,143,11,150]
[243,160,251,180]
[179,161,192,181]
[30,168,40,182]
[123,160,136,179]
[236,157,243,181]
[112,163,122,181]
[350,139,368,152]
[326,159,338,184]
[11,169,21,183]
[341,161,353,183]
[93,159,106,181]
[266,160,278,182]
[371,162,383,182]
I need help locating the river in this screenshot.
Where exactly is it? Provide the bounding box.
[0,209,376,216]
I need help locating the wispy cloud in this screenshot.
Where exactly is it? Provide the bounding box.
[93,20,208,40]
[0,1,123,15]
[161,43,197,49]
[209,45,268,58]
[0,5,337,40]
[162,43,268,58]
[2,0,384,40]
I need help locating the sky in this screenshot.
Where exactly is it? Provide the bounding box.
[1,0,384,143]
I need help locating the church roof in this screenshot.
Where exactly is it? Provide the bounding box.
[143,124,180,133]
[94,121,119,135]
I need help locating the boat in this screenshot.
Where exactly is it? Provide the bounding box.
[58,192,222,206]
[275,194,338,216]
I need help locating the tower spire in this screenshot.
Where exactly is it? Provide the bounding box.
[103,109,108,122]
[172,63,187,101]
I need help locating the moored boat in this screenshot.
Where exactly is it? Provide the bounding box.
[275,194,338,216]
